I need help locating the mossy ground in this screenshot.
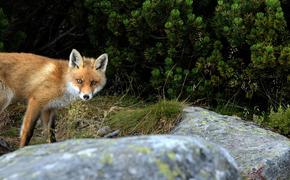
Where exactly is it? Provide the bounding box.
[0,95,185,151]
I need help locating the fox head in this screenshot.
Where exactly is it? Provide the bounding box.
[66,49,108,101]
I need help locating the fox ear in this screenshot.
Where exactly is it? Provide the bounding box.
[69,49,83,68]
[95,53,108,72]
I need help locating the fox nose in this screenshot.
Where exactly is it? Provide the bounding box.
[83,95,90,100]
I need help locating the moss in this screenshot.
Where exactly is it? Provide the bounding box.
[200,120,208,125]
[199,169,211,178]
[100,153,113,165]
[167,152,176,161]
[155,159,180,180]
[131,146,152,154]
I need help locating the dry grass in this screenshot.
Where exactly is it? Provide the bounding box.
[0,111,11,130]
[56,95,141,139]
[0,95,185,150]
[0,103,26,150]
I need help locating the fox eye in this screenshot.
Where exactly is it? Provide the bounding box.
[76,79,83,84]
[91,80,97,86]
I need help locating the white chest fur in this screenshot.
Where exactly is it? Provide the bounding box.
[46,91,79,109]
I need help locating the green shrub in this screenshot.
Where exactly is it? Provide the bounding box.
[211,0,290,102]
[85,0,290,110]
[85,0,211,98]
[254,105,290,135]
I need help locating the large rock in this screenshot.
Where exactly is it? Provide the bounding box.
[0,135,240,180]
[172,107,290,179]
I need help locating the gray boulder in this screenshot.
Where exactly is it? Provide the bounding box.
[172,107,290,179]
[0,135,240,180]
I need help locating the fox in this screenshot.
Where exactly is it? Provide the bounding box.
[0,49,108,147]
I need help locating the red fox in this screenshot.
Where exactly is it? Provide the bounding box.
[0,49,108,147]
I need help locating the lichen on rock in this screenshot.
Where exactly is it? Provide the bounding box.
[0,135,240,180]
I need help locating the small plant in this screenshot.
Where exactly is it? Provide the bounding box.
[254,105,290,136]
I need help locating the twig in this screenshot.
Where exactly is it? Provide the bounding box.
[37,26,76,51]
[162,64,176,100]
[177,71,189,100]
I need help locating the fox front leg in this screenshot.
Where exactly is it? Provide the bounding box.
[20,98,42,147]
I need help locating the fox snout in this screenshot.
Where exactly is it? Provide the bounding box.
[67,82,102,101]
[80,92,92,101]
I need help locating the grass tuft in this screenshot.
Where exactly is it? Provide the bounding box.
[106,100,185,135]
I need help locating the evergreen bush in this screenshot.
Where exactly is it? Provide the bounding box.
[211,0,290,106]
[0,0,289,111]
[85,0,290,109]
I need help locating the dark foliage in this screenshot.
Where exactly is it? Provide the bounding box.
[0,0,91,57]
[0,0,290,111]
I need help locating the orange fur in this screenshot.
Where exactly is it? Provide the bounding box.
[0,49,108,147]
